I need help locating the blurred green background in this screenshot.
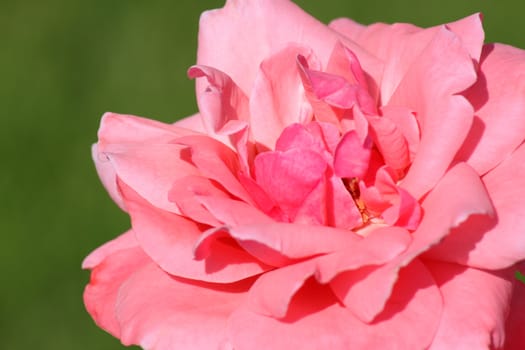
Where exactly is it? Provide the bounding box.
[1,0,524,349]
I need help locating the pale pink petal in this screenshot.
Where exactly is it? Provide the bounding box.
[91,143,126,212]
[82,230,137,269]
[196,221,361,268]
[96,113,201,213]
[99,143,198,213]
[391,26,477,198]
[366,114,410,172]
[425,144,525,269]
[457,43,525,175]
[98,112,195,145]
[198,0,381,96]
[504,264,525,349]
[83,245,150,339]
[331,162,493,322]
[188,65,249,134]
[426,261,514,350]
[380,105,419,161]
[246,226,411,319]
[172,113,206,133]
[116,262,252,350]
[329,13,484,101]
[229,259,441,350]
[167,175,230,227]
[175,135,253,204]
[119,181,269,283]
[249,44,315,149]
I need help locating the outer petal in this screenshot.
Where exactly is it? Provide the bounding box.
[425,261,513,350]
[330,162,493,322]
[391,26,477,198]
[119,180,270,283]
[329,13,484,102]
[457,43,525,175]
[92,143,127,212]
[97,113,199,213]
[229,260,441,350]
[425,144,525,269]
[116,263,250,350]
[197,0,382,95]
[83,233,149,339]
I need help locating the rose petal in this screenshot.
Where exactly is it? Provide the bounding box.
[391,26,477,198]
[83,243,149,339]
[119,180,269,283]
[333,130,372,179]
[457,43,525,175]
[331,162,493,322]
[249,44,315,149]
[229,259,441,350]
[425,143,525,269]
[188,65,249,134]
[116,262,252,350]
[82,230,137,269]
[175,134,253,204]
[425,261,513,350]
[198,0,381,96]
[92,143,127,212]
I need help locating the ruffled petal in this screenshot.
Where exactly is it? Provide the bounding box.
[426,261,513,350]
[198,0,382,96]
[83,238,149,339]
[228,259,441,350]
[457,43,525,175]
[249,45,315,149]
[425,143,525,269]
[391,26,477,198]
[119,181,269,283]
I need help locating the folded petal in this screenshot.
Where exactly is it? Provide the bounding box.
[425,261,513,350]
[198,0,381,96]
[249,44,315,149]
[425,145,525,269]
[116,262,252,350]
[82,230,137,269]
[229,259,441,350]
[92,143,126,212]
[119,181,269,283]
[391,26,477,198]
[83,242,149,339]
[457,43,525,175]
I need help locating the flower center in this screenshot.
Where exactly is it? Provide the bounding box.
[342,177,371,226]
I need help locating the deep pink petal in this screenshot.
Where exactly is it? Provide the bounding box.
[425,144,525,269]
[425,261,514,350]
[83,243,149,339]
[333,130,371,179]
[254,148,327,221]
[391,26,477,199]
[119,181,269,283]
[457,43,525,175]
[229,259,441,350]
[116,263,251,350]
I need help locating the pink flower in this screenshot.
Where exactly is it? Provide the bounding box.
[83,1,525,349]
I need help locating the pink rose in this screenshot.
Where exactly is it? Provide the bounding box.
[83,1,525,349]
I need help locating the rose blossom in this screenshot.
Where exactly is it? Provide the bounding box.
[83,1,525,349]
